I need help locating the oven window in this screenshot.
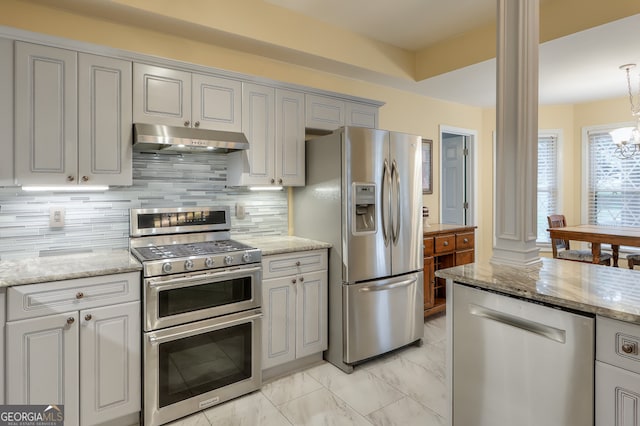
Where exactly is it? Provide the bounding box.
[158,322,252,408]
[159,277,252,317]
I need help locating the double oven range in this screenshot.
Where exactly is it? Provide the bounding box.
[129,206,262,426]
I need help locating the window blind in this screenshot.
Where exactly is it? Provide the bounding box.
[537,134,558,243]
[587,129,640,226]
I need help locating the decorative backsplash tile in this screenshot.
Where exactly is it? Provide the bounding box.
[0,152,288,259]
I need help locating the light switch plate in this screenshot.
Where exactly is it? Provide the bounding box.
[49,206,65,228]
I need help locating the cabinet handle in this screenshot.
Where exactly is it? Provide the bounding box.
[184,120,190,127]
[76,292,84,299]
[194,121,200,128]
[67,175,75,182]
[463,238,469,243]
[85,314,92,321]
[622,343,637,354]
[443,241,449,246]
[291,278,297,284]
[66,317,75,325]
[81,176,89,182]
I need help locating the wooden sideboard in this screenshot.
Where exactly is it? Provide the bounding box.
[423,224,477,318]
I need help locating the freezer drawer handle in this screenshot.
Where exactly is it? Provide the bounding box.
[468,303,566,344]
[358,278,414,292]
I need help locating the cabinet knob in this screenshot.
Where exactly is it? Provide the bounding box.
[184,120,190,127]
[76,292,84,299]
[463,238,469,243]
[296,261,301,266]
[270,178,275,184]
[278,178,283,185]
[194,121,200,128]
[622,343,637,354]
[85,314,92,321]
[291,278,297,284]
[443,241,449,246]
[66,317,75,325]
[67,175,75,182]
[299,276,304,282]
[81,176,89,182]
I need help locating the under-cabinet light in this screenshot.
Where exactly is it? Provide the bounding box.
[248,186,283,191]
[21,185,109,192]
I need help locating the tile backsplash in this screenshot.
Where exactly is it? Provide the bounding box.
[0,152,288,259]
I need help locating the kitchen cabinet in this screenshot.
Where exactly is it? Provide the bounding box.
[6,272,140,426]
[15,42,132,186]
[423,224,476,318]
[305,93,378,131]
[261,249,328,371]
[0,38,13,186]
[228,84,305,187]
[596,316,640,425]
[133,63,242,132]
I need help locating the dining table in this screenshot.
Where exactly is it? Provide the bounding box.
[547,224,640,267]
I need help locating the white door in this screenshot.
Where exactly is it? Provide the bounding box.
[242,83,275,185]
[262,277,296,369]
[6,312,80,426]
[192,73,242,132]
[596,361,640,426]
[80,302,140,426]
[296,270,327,358]
[133,63,191,127]
[276,89,305,186]
[15,42,78,185]
[78,53,132,186]
[441,129,475,225]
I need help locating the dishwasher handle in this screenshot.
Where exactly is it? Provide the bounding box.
[469,303,566,344]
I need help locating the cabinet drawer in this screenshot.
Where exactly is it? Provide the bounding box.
[434,235,455,254]
[7,272,140,321]
[455,249,475,266]
[597,316,640,374]
[262,249,328,279]
[423,238,434,256]
[456,232,474,250]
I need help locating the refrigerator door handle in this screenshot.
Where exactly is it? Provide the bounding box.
[382,159,391,246]
[357,278,415,292]
[391,159,400,245]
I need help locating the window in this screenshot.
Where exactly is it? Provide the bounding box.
[537,133,559,243]
[586,127,640,226]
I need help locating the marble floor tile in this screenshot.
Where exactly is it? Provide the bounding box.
[399,339,446,380]
[166,412,211,426]
[367,396,446,426]
[261,371,324,406]
[278,388,372,426]
[423,314,446,344]
[202,391,291,426]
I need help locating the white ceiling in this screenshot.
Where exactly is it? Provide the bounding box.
[267,0,640,107]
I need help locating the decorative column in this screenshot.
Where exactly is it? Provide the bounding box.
[491,0,541,266]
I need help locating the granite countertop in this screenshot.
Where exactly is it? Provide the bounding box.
[0,249,142,287]
[436,257,640,324]
[234,235,332,256]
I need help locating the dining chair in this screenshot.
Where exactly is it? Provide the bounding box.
[547,214,612,266]
[627,254,640,269]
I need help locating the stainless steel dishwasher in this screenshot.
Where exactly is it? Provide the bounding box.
[451,283,594,426]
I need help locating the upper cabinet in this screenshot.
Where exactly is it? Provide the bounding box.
[14,42,132,186]
[133,63,242,132]
[0,38,14,186]
[305,93,378,131]
[227,84,305,187]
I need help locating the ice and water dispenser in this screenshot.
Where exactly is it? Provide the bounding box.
[353,183,376,233]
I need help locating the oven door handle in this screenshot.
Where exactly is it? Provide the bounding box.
[147,265,262,289]
[148,311,264,345]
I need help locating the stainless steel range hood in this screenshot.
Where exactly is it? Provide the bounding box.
[133,123,249,152]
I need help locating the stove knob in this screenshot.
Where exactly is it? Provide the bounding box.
[184,259,194,270]
[205,257,214,268]
[224,255,233,265]
[162,262,173,273]
[242,252,252,262]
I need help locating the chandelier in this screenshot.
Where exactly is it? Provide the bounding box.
[613,64,640,159]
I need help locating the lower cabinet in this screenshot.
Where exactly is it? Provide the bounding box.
[5,272,140,426]
[261,250,328,371]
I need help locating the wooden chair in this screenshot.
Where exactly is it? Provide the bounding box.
[627,254,640,269]
[547,214,612,266]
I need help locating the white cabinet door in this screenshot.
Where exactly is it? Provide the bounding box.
[78,53,132,186]
[346,102,378,128]
[240,83,275,185]
[305,94,345,131]
[0,38,13,186]
[80,301,140,426]
[262,277,296,369]
[192,73,242,132]
[133,63,191,127]
[276,89,305,186]
[15,42,78,185]
[296,269,328,358]
[596,361,640,426]
[6,312,80,426]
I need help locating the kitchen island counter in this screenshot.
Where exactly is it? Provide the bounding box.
[0,249,142,287]
[234,235,331,256]
[435,257,640,324]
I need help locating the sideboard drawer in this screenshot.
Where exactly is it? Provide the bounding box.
[597,316,640,375]
[456,232,475,251]
[423,238,434,256]
[455,249,475,266]
[434,235,456,254]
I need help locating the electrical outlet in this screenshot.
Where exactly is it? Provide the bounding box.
[236,202,245,220]
[49,206,65,228]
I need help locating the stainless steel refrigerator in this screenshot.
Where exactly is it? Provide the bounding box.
[293,126,424,373]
